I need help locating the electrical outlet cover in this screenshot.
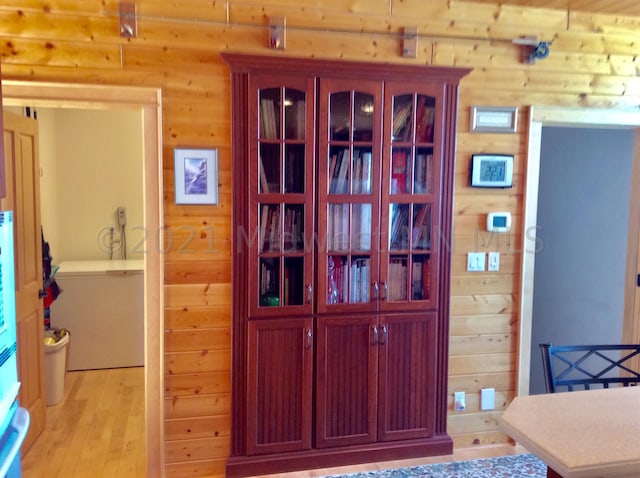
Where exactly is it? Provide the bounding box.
[481,387,496,410]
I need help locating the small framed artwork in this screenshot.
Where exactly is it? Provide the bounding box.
[470,106,518,133]
[470,154,514,188]
[174,147,218,205]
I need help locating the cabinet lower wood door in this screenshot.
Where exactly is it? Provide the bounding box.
[316,315,378,448]
[378,313,437,441]
[247,318,313,455]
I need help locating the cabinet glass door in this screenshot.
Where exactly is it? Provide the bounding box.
[250,77,315,318]
[318,80,382,313]
[381,86,441,311]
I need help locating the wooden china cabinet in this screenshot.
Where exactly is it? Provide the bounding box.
[223,52,469,477]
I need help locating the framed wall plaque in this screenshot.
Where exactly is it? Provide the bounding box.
[470,106,518,133]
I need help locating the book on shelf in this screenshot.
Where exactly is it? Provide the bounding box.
[360,152,372,194]
[283,207,303,251]
[414,153,432,194]
[331,203,349,251]
[353,205,371,250]
[328,151,341,193]
[259,204,269,252]
[388,259,407,301]
[260,98,278,139]
[330,149,349,194]
[411,260,423,300]
[390,205,409,250]
[416,106,435,143]
[260,261,277,297]
[349,259,370,304]
[423,257,430,300]
[352,155,362,194]
[392,101,412,140]
[409,257,430,300]
[391,150,408,194]
[259,206,281,252]
[259,156,270,193]
[411,205,431,248]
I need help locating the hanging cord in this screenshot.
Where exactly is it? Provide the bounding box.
[120,224,127,260]
[109,226,115,260]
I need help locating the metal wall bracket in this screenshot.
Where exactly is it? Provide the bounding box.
[269,16,286,50]
[402,26,418,58]
[119,2,138,38]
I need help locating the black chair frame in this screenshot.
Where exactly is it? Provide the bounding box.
[539,343,640,393]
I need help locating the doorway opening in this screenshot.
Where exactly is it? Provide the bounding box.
[1,81,164,474]
[517,106,640,396]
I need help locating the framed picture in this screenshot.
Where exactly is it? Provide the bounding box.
[174,147,218,205]
[470,106,518,133]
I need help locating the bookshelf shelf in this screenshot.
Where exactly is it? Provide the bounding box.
[224,53,469,477]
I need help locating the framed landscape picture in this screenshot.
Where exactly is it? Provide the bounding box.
[174,147,218,205]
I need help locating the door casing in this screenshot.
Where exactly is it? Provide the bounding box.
[1,81,165,476]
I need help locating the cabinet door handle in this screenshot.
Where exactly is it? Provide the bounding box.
[371,325,378,346]
[380,324,388,345]
[373,281,379,300]
[382,281,388,301]
[305,329,312,349]
[306,284,313,304]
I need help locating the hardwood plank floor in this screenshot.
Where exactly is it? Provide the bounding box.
[21,367,145,478]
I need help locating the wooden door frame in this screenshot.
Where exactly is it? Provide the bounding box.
[1,80,164,475]
[517,105,640,396]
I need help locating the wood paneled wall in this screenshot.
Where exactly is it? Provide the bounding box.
[2,1,639,476]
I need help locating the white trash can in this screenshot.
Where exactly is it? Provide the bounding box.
[44,332,70,406]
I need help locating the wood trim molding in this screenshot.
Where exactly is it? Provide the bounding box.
[1,80,165,476]
[221,52,471,83]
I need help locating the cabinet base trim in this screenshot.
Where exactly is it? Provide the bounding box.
[226,434,453,477]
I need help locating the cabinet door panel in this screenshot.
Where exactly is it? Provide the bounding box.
[249,75,316,318]
[247,318,313,455]
[317,79,382,314]
[378,313,437,441]
[380,84,444,312]
[316,315,378,447]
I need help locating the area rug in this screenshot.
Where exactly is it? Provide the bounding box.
[324,453,547,478]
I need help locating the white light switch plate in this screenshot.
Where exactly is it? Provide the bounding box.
[488,252,500,272]
[454,391,466,411]
[467,252,485,272]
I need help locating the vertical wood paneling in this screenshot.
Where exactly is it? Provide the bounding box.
[2,0,640,474]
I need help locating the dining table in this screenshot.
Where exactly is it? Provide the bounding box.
[499,386,640,477]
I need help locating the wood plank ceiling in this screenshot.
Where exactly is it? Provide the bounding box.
[467,0,640,16]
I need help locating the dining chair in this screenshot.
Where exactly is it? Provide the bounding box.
[539,343,640,393]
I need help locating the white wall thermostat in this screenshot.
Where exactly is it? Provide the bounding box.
[487,212,511,232]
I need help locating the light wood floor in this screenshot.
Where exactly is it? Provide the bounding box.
[20,366,526,478]
[21,367,145,478]
[252,443,531,477]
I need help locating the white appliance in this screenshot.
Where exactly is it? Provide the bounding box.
[50,260,144,370]
[0,211,29,477]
